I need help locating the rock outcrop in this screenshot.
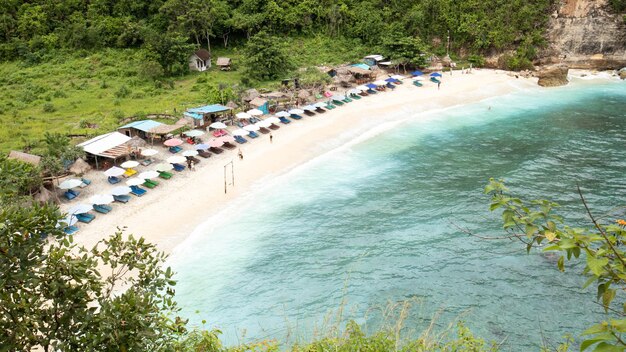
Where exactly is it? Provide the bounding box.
[537,65,570,87]
[540,0,626,70]
[620,68,626,80]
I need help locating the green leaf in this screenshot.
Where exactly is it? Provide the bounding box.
[557,256,564,272]
[582,323,609,336]
[588,255,609,276]
[602,289,616,313]
[593,342,625,352]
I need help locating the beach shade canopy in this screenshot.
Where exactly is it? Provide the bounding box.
[126,178,146,186]
[209,122,227,129]
[247,109,264,116]
[385,77,399,83]
[154,163,173,172]
[58,178,83,190]
[67,203,92,215]
[391,74,405,80]
[219,135,235,143]
[140,149,159,157]
[104,166,125,177]
[265,117,280,124]
[430,72,442,77]
[332,95,346,101]
[275,111,290,117]
[110,186,132,196]
[243,124,260,132]
[366,83,378,89]
[138,170,159,180]
[288,108,305,115]
[231,129,249,136]
[236,112,252,119]
[182,150,199,157]
[184,129,205,137]
[411,70,424,76]
[209,139,224,147]
[194,143,210,150]
[348,89,361,95]
[373,80,387,86]
[90,194,114,205]
[120,160,139,169]
[256,120,272,128]
[356,85,369,91]
[167,155,186,164]
[164,138,183,147]
[302,105,316,111]
[414,76,425,81]
[58,215,78,227]
[314,102,328,108]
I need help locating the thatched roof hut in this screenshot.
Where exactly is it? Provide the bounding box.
[34,186,56,204]
[8,150,41,166]
[242,89,260,102]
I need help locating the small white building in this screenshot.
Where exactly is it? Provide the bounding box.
[189,49,211,72]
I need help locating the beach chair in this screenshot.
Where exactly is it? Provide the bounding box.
[169,146,182,153]
[304,110,316,116]
[108,176,121,184]
[79,178,92,188]
[315,93,323,100]
[258,127,271,134]
[269,123,280,129]
[143,180,157,189]
[234,136,248,144]
[386,82,396,90]
[332,99,344,106]
[343,97,353,103]
[325,103,336,110]
[123,168,137,178]
[63,225,79,235]
[198,150,212,158]
[358,91,369,97]
[248,131,259,138]
[93,204,112,213]
[413,81,423,87]
[279,117,291,124]
[186,137,195,145]
[190,156,201,164]
[140,158,153,166]
[130,185,147,196]
[64,191,77,200]
[430,77,441,84]
[290,114,303,120]
[113,194,131,203]
[315,107,327,113]
[209,147,224,154]
[222,142,237,150]
[367,89,377,94]
[76,213,95,223]
[350,94,362,100]
[158,171,173,179]
[172,163,186,172]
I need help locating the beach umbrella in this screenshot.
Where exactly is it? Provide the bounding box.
[194,143,210,150]
[265,117,280,124]
[256,120,272,128]
[126,178,145,186]
[90,194,114,205]
[67,203,92,215]
[414,76,425,81]
[347,89,361,95]
[120,160,139,168]
[356,85,369,91]
[154,163,173,172]
[411,70,424,76]
[247,108,264,116]
[58,179,83,190]
[385,77,399,83]
[391,74,405,80]
[314,102,328,108]
[366,83,378,89]
[332,95,346,101]
[167,156,186,164]
[232,129,249,136]
[184,129,205,137]
[182,150,199,157]
[236,112,252,119]
[430,72,442,77]
[243,124,260,132]
[288,108,305,115]
[164,138,183,147]
[138,171,159,180]
[110,186,132,196]
[208,139,224,147]
[373,80,387,86]
[219,135,235,143]
[140,149,159,157]
[209,122,227,129]
[104,166,125,177]
[275,111,290,117]
[302,105,316,111]
[58,215,78,227]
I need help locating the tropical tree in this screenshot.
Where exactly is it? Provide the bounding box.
[0,156,42,200]
[143,28,195,75]
[241,31,294,82]
[484,178,626,351]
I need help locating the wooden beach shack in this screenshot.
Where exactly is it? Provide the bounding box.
[189,49,211,72]
[118,120,164,139]
[184,104,233,128]
[216,57,231,71]
[78,131,131,169]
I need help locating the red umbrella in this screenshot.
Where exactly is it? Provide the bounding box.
[164,138,183,147]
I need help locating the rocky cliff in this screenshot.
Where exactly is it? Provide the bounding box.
[539,0,626,69]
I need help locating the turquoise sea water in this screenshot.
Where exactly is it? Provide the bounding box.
[170,79,626,349]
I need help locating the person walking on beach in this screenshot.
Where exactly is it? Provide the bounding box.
[190,160,195,171]
[269,133,273,144]
[238,149,243,160]
[438,81,441,90]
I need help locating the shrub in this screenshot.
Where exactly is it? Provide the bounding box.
[42,102,56,113]
[114,85,131,98]
[467,54,485,67]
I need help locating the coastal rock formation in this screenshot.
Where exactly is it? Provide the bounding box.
[620,68,626,80]
[537,65,569,87]
[540,0,626,69]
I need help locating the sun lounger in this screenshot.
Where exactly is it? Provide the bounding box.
[186,137,195,144]
[158,171,173,179]
[367,89,377,94]
[108,176,121,184]
[279,117,291,124]
[113,194,131,203]
[93,204,112,213]
[269,123,280,129]
[169,146,182,153]
[222,142,237,150]
[290,114,303,120]
[79,178,91,188]
[315,93,323,99]
[198,150,212,158]
[129,185,147,197]
[430,77,441,84]
[123,168,137,178]
[358,91,369,96]
[143,180,158,189]
[343,97,352,103]
[172,163,185,172]
[304,110,316,116]
[140,158,154,166]
[234,135,248,144]
[64,225,79,235]
[258,127,270,134]
[248,131,260,138]
[315,107,327,113]
[413,81,423,87]
[209,147,224,154]
[325,103,336,109]
[350,94,362,100]
[64,191,77,200]
[76,213,95,223]
[332,99,344,106]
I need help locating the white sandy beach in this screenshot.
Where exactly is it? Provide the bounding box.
[64,69,538,253]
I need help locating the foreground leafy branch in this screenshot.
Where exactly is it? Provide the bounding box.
[484,178,626,351]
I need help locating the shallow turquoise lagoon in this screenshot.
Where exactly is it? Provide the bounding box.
[170,79,625,349]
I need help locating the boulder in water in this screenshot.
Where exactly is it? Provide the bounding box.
[619,68,626,80]
[537,65,569,87]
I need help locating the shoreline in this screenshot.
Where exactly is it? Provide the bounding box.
[68,69,540,253]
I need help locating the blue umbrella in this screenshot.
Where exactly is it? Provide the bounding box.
[411,70,424,76]
[366,83,377,89]
[385,78,399,83]
[194,144,210,150]
[430,72,442,77]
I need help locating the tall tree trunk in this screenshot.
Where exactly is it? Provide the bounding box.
[223,32,229,47]
[205,30,211,54]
